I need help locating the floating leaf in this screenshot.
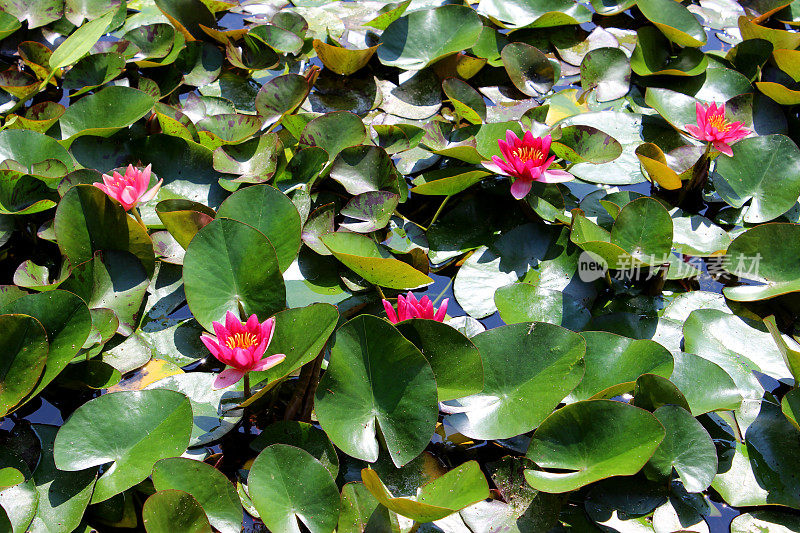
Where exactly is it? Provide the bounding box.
[315,315,438,467]
[444,322,585,440]
[183,218,285,331]
[54,390,193,503]
[525,400,665,493]
[0,314,47,416]
[249,444,341,533]
[377,5,482,70]
[361,461,490,522]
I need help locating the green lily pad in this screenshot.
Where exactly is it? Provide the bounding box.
[250,421,339,478]
[684,309,792,383]
[142,490,212,533]
[0,290,91,401]
[299,112,366,160]
[216,184,301,272]
[28,424,96,533]
[340,191,399,233]
[152,457,242,533]
[525,400,666,493]
[567,331,673,402]
[58,86,156,144]
[669,352,743,416]
[721,222,800,301]
[0,129,73,173]
[647,405,717,492]
[313,39,378,76]
[550,124,623,164]
[315,314,438,467]
[377,5,482,70]
[636,0,707,46]
[154,0,215,41]
[361,461,490,522]
[442,77,486,124]
[61,251,149,336]
[731,510,800,533]
[444,322,585,440]
[328,145,398,195]
[245,303,339,395]
[212,133,281,183]
[62,52,126,96]
[494,282,591,330]
[183,218,286,331]
[0,314,47,416]
[631,27,708,77]
[502,42,555,96]
[249,444,341,533]
[337,482,399,533]
[478,0,592,28]
[53,389,193,503]
[254,74,309,124]
[395,319,483,402]
[322,232,432,290]
[155,199,215,249]
[713,135,800,224]
[146,373,242,446]
[580,47,631,102]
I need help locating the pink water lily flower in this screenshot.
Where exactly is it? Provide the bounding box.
[685,102,750,157]
[482,130,574,200]
[200,311,286,390]
[383,292,448,324]
[93,164,162,211]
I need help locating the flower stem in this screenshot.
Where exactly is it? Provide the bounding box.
[425,195,450,230]
[243,373,251,400]
[130,207,147,230]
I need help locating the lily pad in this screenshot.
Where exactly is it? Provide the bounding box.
[315,314,439,467]
[183,218,286,331]
[444,322,585,440]
[525,400,666,493]
[248,444,341,533]
[53,389,193,503]
[377,5,482,70]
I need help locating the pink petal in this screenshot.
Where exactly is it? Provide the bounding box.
[434,299,448,321]
[541,134,552,155]
[212,321,227,340]
[119,186,138,210]
[713,141,733,157]
[685,124,704,139]
[246,314,260,331]
[522,130,535,145]
[506,129,519,147]
[510,179,533,199]
[93,183,111,195]
[695,102,707,124]
[213,368,245,389]
[233,347,251,368]
[200,335,222,358]
[397,296,408,321]
[101,173,115,187]
[541,169,575,183]
[252,353,286,371]
[138,179,162,203]
[482,159,510,176]
[261,316,276,347]
[383,300,398,323]
[225,311,240,332]
[138,164,152,190]
[124,164,136,181]
[406,292,418,307]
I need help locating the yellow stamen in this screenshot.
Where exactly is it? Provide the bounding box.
[707,113,730,132]
[512,146,543,163]
[225,332,258,349]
